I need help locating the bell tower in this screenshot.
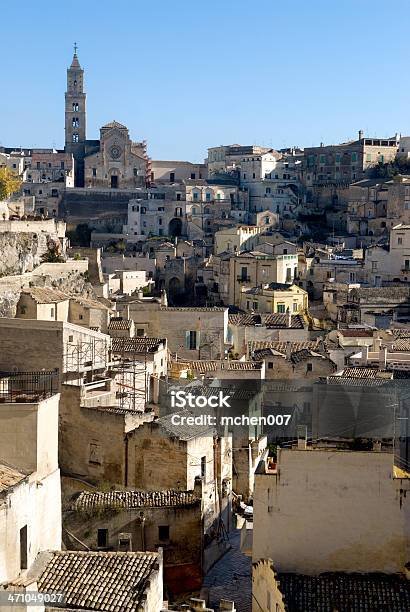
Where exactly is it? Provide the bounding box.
[65,44,86,186]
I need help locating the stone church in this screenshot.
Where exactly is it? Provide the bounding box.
[64,47,148,188]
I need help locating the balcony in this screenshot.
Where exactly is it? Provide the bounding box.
[237,275,251,282]
[0,369,59,403]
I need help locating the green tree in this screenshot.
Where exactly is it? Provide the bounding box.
[0,167,21,200]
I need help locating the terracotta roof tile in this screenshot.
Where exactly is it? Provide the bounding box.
[277,572,410,611]
[37,550,160,611]
[74,489,200,512]
[108,317,132,331]
[111,337,166,354]
[0,463,27,494]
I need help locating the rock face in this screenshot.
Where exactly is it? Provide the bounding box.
[0,232,46,276]
[0,266,96,319]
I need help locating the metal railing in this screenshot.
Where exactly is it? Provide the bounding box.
[0,370,59,403]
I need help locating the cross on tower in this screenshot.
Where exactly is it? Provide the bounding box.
[74,42,78,55]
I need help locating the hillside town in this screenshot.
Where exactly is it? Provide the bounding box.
[0,47,409,612]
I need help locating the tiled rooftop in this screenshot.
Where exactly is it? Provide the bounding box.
[0,463,27,494]
[37,550,160,611]
[249,340,322,354]
[21,287,69,304]
[276,572,410,612]
[74,489,200,512]
[339,329,374,338]
[160,306,226,311]
[228,313,305,329]
[111,337,165,353]
[172,359,262,373]
[108,317,133,331]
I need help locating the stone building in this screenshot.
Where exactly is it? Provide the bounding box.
[239,282,308,314]
[15,287,112,333]
[59,380,155,486]
[252,446,410,575]
[0,376,61,583]
[338,286,410,327]
[303,131,399,206]
[228,313,310,357]
[125,410,232,574]
[0,318,111,385]
[229,250,299,307]
[117,300,228,360]
[250,339,336,380]
[252,558,410,612]
[22,150,74,217]
[84,121,147,189]
[64,485,206,595]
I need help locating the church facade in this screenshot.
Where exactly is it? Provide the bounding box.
[64,47,148,188]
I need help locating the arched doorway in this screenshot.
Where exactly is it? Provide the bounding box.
[169,218,183,238]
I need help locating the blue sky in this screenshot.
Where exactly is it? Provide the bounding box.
[1,0,409,161]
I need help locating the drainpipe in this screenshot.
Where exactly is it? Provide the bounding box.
[124,434,129,487]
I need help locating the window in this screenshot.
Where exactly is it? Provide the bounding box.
[19,306,26,315]
[97,528,108,548]
[72,102,79,111]
[79,314,83,320]
[68,335,73,342]
[176,193,181,201]
[268,362,273,369]
[201,456,206,481]
[293,302,298,312]
[405,260,410,270]
[253,173,256,179]
[185,330,199,350]
[60,161,65,170]
[398,236,403,245]
[72,117,79,127]
[351,152,358,162]
[170,172,175,182]
[137,328,144,336]
[158,218,162,225]
[190,173,196,179]
[243,173,246,179]
[89,443,102,464]
[158,525,169,541]
[193,191,199,201]
[20,526,28,569]
[372,261,378,272]
[72,133,79,143]
[277,303,285,313]
[206,192,211,201]
[307,363,313,372]
[266,187,271,194]
[92,168,97,177]
[50,307,54,317]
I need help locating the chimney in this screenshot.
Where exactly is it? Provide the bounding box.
[379,346,387,370]
[361,345,369,366]
[160,289,168,307]
[297,425,307,450]
[286,341,292,360]
[286,307,292,328]
[358,129,364,141]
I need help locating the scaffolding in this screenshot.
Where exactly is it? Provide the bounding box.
[110,338,151,412]
[63,336,110,375]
